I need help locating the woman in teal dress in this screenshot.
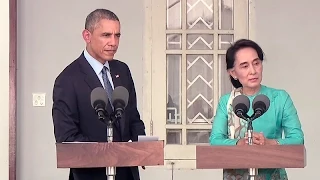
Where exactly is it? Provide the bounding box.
[209,39,304,180]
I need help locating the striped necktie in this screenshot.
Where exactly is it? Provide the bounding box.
[101,66,114,109]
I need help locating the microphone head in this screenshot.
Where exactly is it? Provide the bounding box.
[111,86,129,109]
[252,94,270,113]
[90,87,108,109]
[232,95,250,118]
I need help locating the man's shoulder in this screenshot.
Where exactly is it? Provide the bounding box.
[110,59,129,69]
[55,54,84,81]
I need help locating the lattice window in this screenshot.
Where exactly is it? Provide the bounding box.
[143,0,249,168]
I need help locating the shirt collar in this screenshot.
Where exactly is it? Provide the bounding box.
[83,48,110,75]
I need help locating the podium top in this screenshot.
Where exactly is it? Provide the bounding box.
[196,145,306,169]
[56,141,164,168]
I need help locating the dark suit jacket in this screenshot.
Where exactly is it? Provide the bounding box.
[52,52,146,180]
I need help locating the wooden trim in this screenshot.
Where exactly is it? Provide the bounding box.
[9,0,17,179]
[142,0,153,136]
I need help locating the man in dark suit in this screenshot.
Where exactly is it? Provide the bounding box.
[52,9,146,180]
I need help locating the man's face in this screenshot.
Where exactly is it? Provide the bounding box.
[83,19,121,63]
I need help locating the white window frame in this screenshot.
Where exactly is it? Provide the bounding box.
[143,0,251,169]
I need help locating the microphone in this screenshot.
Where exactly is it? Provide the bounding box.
[111,86,129,119]
[232,95,250,120]
[251,94,270,120]
[90,87,108,120]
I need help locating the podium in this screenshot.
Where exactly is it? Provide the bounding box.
[56,141,164,168]
[196,145,306,169]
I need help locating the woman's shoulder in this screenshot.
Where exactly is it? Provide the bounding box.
[219,93,232,104]
[261,85,291,102]
[218,85,292,104]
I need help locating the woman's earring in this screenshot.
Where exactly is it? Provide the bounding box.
[234,77,237,80]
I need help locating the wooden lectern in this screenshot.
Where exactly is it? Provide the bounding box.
[56,141,164,168]
[196,145,306,169]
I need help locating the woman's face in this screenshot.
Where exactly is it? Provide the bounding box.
[228,47,263,90]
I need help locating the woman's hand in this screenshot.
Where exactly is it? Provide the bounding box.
[248,132,266,145]
[237,132,278,145]
[236,138,247,145]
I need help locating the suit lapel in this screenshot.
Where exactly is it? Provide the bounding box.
[109,61,125,138]
[109,61,122,89]
[79,55,115,117]
[78,54,103,90]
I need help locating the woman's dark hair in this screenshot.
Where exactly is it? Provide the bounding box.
[226,39,265,88]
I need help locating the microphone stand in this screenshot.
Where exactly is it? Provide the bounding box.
[106,111,122,180]
[97,105,124,180]
[98,109,117,180]
[247,118,258,180]
[106,116,116,180]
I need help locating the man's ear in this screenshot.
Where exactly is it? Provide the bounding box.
[82,29,91,43]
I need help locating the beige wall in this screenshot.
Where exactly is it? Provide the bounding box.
[0,0,9,179]
[253,0,319,178]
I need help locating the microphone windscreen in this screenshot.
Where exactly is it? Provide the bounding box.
[111,86,129,108]
[90,87,108,109]
[232,95,250,113]
[252,94,270,111]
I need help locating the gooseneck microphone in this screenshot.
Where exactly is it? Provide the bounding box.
[231,94,270,121]
[111,86,129,119]
[232,95,250,120]
[90,87,108,120]
[251,94,270,121]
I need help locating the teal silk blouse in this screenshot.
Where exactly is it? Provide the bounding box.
[209,85,304,179]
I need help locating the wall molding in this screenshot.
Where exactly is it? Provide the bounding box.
[9,0,17,179]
